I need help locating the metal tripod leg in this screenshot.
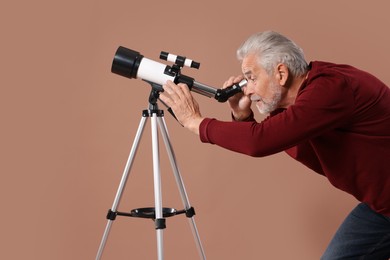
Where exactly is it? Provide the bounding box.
[96,115,148,260]
[151,112,164,260]
[158,116,207,260]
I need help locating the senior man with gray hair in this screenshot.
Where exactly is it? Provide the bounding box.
[159,31,390,259]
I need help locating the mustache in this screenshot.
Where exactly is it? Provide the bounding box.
[250,94,277,107]
[250,94,262,102]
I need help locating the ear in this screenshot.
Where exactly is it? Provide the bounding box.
[275,63,289,86]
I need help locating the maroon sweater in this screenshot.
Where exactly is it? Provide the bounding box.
[199,61,390,216]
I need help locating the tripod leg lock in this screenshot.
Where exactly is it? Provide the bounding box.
[185,207,196,218]
[155,218,166,230]
[106,209,117,220]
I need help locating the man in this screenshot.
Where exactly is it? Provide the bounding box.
[159,31,390,259]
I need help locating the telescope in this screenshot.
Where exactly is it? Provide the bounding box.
[111,46,247,102]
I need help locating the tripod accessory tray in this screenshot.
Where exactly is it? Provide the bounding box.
[106,207,196,230]
[130,207,195,218]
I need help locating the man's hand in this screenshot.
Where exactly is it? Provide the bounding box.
[159,80,204,135]
[223,76,252,121]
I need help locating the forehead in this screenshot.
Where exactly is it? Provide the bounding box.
[241,53,261,75]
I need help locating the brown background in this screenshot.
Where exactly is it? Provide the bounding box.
[1,0,389,259]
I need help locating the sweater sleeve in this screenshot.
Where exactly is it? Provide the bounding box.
[199,72,355,157]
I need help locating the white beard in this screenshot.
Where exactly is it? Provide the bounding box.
[252,80,282,115]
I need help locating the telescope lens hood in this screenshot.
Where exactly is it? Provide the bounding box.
[111,46,143,79]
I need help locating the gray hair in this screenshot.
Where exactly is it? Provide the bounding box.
[237,31,308,77]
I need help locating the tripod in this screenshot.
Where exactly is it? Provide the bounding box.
[96,88,206,260]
